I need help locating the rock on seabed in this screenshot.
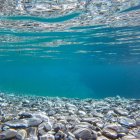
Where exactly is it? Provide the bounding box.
[0,93,140,140]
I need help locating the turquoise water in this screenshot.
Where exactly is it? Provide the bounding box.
[0,0,140,98]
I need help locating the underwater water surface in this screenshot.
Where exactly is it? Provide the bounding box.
[0,0,140,98]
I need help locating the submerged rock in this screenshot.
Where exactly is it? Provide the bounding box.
[18,112,33,118]
[26,127,38,139]
[66,103,77,112]
[48,110,56,116]
[4,118,42,128]
[91,111,104,118]
[78,110,86,116]
[118,117,136,127]
[0,129,17,140]
[32,112,49,122]
[53,123,65,132]
[121,135,138,140]
[38,122,52,135]
[114,108,128,116]
[104,124,129,134]
[40,134,55,140]
[16,129,27,139]
[81,117,100,124]
[4,119,28,128]
[102,128,118,139]
[0,93,140,140]
[27,118,42,127]
[73,128,97,140]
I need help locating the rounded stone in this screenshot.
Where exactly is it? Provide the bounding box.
[40,134,55,140]
[44,122,52,131]
[81,117,100,124]
[118,117,136,127]
[18,112,33,118]
[53,123,65,132]
[102,128,118,139]
[74,122,93,130]
[114,108,128,116]
[78,110,86,116]
[4,117,42,129]
[48,110,56,116]
[104,124,129,134]
[0,129,17,140]
[16,129,27,139]
[4,119,28,128]
[27,118,42,127]
[73,128,97,140]
[121,135,138,140]
[91,111,104,118]
[66,103,77,111]
[32,112,49,122]
[38,122,52,135]
[26,127,37,138]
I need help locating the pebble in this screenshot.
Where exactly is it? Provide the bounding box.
[38,122,52,135]
[4,117,42,128]
[40,134,55,140]
[16,129,27,139]
[53,123,65,132]
[118,117,136,127]
[73,128,97,139]
[91,111,104,118]
[26,127,38,138]
[78,110,86,116]
[48,110,56,116]
[74,122,93,130]
[27,118,42,127]
[104,124,129,134]
[66,103,77,112]
[32,112,49,122]
[102,127,118,139]
[121,135,138,140]
[81,117,100,124]
[0,94,140,140]
[114,108,128,116]
[18,112,33,118]
[0,129,17,139]
[4,119,28,128]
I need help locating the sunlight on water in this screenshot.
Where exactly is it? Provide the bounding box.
[0,0,140,64]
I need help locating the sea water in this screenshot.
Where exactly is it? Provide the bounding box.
[0,0,140,99]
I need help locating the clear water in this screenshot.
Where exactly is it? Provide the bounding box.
[0,0,140,98]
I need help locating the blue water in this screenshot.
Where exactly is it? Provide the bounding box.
[0,0,140,98]
[0,63,140,98]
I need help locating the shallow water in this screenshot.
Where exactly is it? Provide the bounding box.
[0,0,140,98]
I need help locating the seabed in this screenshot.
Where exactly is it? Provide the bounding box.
[0,93,140,140]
